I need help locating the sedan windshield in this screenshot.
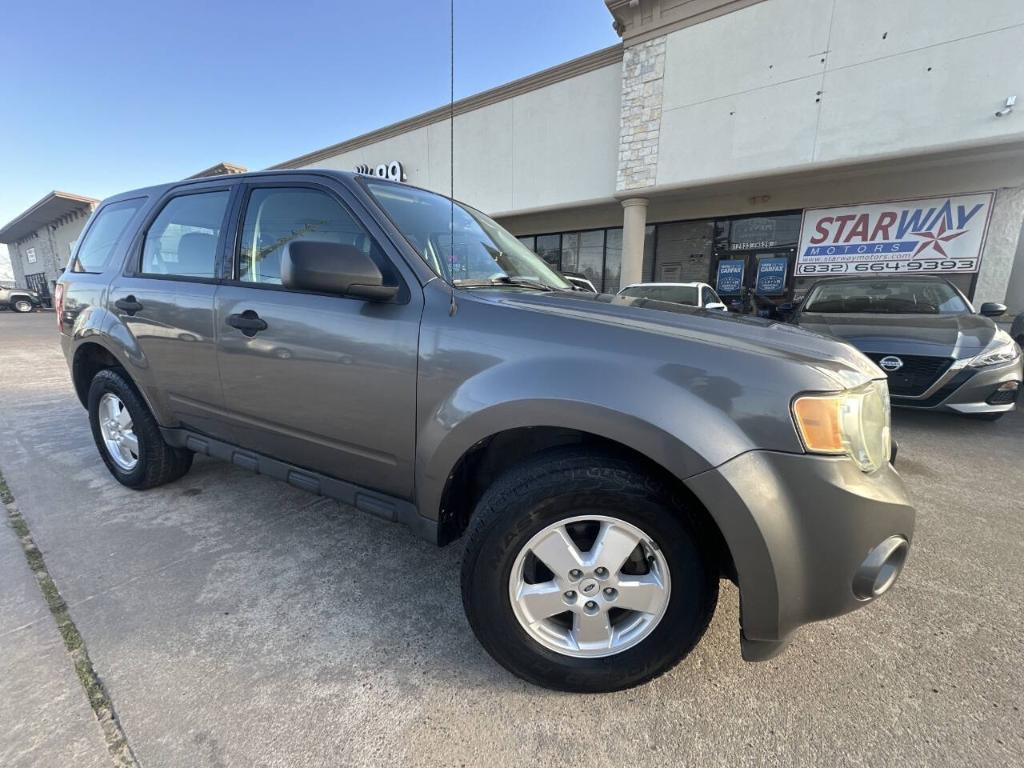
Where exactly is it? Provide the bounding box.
[366,182,570,290]
[802,280,969,314]
[619,285,699,306]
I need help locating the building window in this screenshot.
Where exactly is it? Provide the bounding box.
[535,234,561,270]
[653,220,714,283]
[573,230,603,290]
[604,228,623,293]
[518,226,648,293]
[560,232,579,274]
[715,214,802,253]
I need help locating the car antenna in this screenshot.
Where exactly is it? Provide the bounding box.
[448,0,458,317]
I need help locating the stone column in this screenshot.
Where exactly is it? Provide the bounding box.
[975,186,1024,308]
[620,198,649,289]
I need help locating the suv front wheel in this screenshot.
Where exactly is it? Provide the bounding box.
[461,448,718,693]
[87,368,193,489]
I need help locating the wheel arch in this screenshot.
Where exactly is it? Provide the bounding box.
[69,338,160,423]
[72,341,124,407]
[428,419,735,580]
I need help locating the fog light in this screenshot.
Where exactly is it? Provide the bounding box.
[986,381,1020,406]
[853,536,909,600]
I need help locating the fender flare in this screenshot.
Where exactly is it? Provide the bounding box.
[415,397,715,525]
[67,318,163,422]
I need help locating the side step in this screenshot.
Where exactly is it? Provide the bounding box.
[165,428,437,543]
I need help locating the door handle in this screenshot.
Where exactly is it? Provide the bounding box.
[226,310,268,337]
[114,296,143,315]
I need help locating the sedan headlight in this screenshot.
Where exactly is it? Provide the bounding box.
[792,379,891,473]
[969,331,1021,368]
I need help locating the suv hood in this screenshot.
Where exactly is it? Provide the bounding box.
[795,311,997,359]
[474,289,882,389]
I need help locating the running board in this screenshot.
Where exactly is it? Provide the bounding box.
[161,427,437,543]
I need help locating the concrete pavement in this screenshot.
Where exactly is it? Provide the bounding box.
[0,312,1022,767]
[0,488,111,767]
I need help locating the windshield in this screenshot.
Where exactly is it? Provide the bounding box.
[366,182,570,290]
[619,285,699,305]
[802,279,969,314]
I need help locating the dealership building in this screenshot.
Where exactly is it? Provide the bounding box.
[273,0,1024,312]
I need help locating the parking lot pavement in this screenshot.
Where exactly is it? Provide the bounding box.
[0,311,1022,768]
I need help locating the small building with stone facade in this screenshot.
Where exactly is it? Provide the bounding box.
[0,191,99,304]
[271,0,1024,313]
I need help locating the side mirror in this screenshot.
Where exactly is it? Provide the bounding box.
[980,302,1007,317]
[705,302,728,311]
[282,241,397,301]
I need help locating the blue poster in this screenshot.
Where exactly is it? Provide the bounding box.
[716,259,745,294]
[755,257,789,295]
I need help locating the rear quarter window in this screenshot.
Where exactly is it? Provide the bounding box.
[69,199,145,274]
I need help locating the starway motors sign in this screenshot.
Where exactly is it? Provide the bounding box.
[796,193,994,277]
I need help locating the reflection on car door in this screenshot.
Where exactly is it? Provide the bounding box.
[107,185,234,436]
[213,182,421,498]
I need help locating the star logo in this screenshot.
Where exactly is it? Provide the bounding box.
[911,219,967,257]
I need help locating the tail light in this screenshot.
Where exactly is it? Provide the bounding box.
[54,283,65,332]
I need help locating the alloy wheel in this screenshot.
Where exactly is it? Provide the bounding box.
[98,393,139,471]
[508,514,671,657]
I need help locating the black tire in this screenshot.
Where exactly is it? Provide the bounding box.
[11,298,35,313]
[461,447,718,693]
[87,368,193,489]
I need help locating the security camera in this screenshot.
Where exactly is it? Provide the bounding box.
[995,95,1016,117]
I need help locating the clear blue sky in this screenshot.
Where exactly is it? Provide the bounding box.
[0,0,617,232]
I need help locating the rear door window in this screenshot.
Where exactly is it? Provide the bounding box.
[69,199,143,273]
[141,191,230,279]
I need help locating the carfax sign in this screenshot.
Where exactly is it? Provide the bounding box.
[796,193,994,277]
[716,259,745,294]
[755,257,788,295]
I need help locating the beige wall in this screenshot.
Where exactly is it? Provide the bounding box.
[300,64,623,216]
[655,0,1024,189]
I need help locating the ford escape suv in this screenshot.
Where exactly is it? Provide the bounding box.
[57,171,915,692]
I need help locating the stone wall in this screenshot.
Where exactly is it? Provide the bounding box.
[616,36,665,192]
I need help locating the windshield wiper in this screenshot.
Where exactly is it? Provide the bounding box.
[453,276,555,291]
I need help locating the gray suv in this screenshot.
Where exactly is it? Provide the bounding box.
[57,171,915,692]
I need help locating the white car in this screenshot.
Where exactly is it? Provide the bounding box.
[617,282,729,311]
[562,273,599,292]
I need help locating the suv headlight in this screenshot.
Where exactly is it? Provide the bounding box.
[792,379,892,473]
[969,331,1021,368]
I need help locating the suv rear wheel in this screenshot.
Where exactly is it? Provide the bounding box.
[461,448,718,693]
[87,369,193,489]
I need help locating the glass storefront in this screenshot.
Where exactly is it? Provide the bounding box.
[517,228,623,293]
[519,212,802,308]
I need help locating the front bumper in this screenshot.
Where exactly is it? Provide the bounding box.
[686,451,915,661]
[892,357,1022,414]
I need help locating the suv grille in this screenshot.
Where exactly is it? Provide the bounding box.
[864,353,954,397]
